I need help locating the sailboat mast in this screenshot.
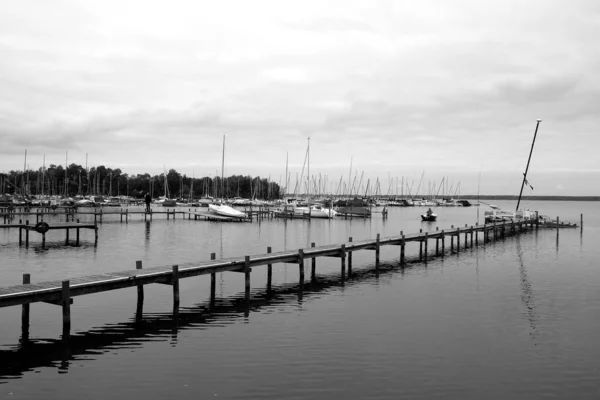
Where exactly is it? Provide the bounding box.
[221,134,225,201]
[516,119,542,211]
[307,137,310,202]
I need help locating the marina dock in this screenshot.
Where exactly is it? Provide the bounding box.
[0,219,545,341]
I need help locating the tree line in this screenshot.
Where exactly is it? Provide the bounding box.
[0,164,282,200]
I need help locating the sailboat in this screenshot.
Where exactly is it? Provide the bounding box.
[484,120,541,223]
[158,166,177,207]
[208,134,248,219]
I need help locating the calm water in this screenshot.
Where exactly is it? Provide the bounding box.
[1,201,599,399]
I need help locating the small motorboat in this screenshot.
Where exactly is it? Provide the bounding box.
[421,208,437,221]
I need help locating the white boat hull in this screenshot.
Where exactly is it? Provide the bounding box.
[208,204,248,218]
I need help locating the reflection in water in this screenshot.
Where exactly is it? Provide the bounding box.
[515,237,539,346]
[0,260,406,383]
[144,221,151,252]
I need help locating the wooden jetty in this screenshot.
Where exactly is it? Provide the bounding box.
[0,220,98,248]
[0,218,555,341]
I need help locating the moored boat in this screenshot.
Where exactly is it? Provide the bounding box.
[208,204,248,218]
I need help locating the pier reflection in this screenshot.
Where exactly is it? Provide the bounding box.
[1,260,405,382]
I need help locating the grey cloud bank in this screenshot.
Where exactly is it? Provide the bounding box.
[1,0,598,195]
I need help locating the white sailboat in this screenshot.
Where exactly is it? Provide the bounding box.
[207,134,248,219]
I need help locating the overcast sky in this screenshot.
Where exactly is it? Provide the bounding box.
[1,0,598,195]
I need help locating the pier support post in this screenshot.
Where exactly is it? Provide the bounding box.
[21,273,31,344]
[456,228,460,253]
[172,265,180,309]
[267,247,273,289]
[419,241,423,260]
[340,244,346,283]
[244,256,251,304]
[424,233,428,263]
[464,224,468,248]
[375,233,381,269]
[298,249,305,287]
[19,222,22,246]
[348,237,353,276]
[65,228,70,245]
[94,224,98,245]
[25,221,29,248]
[441,230,445,256]
[76,222,80,246]
[135,261,144,322]
[62,280,71,340]
[210,253,216,305]
[311,242,316,279]
[435,237,439,256]
[400,235,406,266]
[450,235,454,253]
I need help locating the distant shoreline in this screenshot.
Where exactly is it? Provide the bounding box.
[459,195,599,201]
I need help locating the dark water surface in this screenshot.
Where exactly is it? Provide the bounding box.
[1,201,599,399]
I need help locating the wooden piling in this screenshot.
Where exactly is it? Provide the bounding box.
[470,226,474,247]
[400,234,406,265]
[62,280,71,339]
[441,230,445,256]
[267,247,273,288]
[340,244,346,282]
[375,233,381,269]
[298,249,305,286]
[210,253,216,304]
[456,228,460,253]
[424,232,428,263]
[244,256,251,303]
[348,237,353,276]
[25,221,29,247]
[21,273,30,343]
[311,242,316,278]
[172,265,180,307]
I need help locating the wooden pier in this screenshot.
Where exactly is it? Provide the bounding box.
[0,219,547,341]
[0,220,98,248]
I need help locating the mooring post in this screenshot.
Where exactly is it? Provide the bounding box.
[340,244,346,282]
[311,242,316,279]
[94,224,98,245]
[244,256,251,303]
[135,260,144,321]
[267,247,273,289]
[298,249,305,286]
[21,273,31,343]
[400,234,406,265]
[375,233,381,269]
[62,280,71,339]
[210,253,216,304]
[424,232,429,263]
[348,237,353,275]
